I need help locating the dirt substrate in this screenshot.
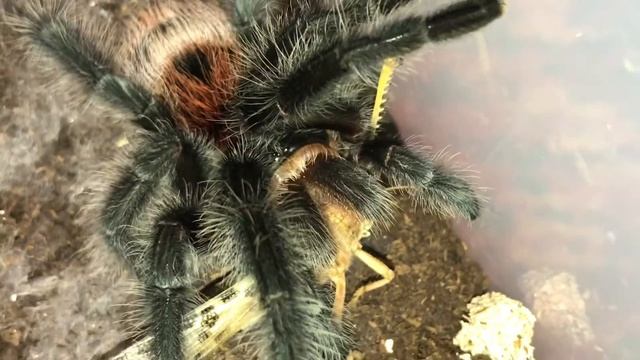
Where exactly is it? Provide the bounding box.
[345,213,487,360]
[0,1,488,359]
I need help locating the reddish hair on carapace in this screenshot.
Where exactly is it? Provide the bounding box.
[163,42,239,131]
[118,1,240,132]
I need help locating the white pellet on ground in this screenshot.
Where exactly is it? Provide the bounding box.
[383,338,394,353]
[453,292,536,360]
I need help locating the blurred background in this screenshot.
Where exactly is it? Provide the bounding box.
[391,0,640,358]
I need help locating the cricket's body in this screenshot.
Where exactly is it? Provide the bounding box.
[272,142,397,320]
[309,185,374,319]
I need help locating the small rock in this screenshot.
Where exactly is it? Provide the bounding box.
[0,328,22,347]
[383,338,394,353]
[519,269,595,346]
[453,292,535,360]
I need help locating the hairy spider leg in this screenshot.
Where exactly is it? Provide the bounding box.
[274,0,505,125]
[198,142,350,360]
[8,1,166,130]
[10,4,230,358]
[103,122,219,360]
[360,118,481,220]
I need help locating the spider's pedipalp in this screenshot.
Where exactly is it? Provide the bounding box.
[360,119,481,221]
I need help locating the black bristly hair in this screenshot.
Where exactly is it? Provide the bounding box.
[359,118,481,220]
[235,0,503,128]
[9,0,503,359]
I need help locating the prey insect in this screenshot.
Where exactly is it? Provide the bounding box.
[108,277,262,360]
[8,0,503,359]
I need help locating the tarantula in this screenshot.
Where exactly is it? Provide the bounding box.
[10,0,503,359]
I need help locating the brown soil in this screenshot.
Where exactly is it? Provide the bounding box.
[0,1,488,359]
[345,211,488,360]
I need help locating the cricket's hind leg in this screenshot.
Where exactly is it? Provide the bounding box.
[347,248,395,308]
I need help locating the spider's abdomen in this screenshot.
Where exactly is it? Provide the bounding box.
[118,1,240,131]
[164,43,239,131]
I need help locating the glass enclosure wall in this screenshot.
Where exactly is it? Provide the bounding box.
[392,1,639,359]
